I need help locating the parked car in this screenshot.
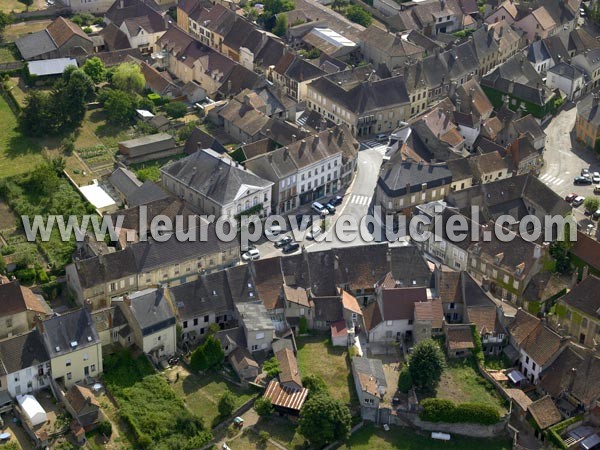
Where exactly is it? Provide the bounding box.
[595,186,600,195]
[241,248,260,261]
[282,242,300,253]
[582,168,591,177]
[376,133,388,142]
[325,203,336,214]
[306,226,322,240]
[572,196,585,207]
[574,176,593,185]
[311,202,329,216]
[565,193,578,202]
[593,210,600,220]
[329,195,343,206]
[274,236,293,248]
[240,242,256,253]
[593,172,600,183]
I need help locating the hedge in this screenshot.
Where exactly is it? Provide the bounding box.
[420,398,500,425]
[471,325,484,366]
[398,366,413,393]
[547,415,584,450]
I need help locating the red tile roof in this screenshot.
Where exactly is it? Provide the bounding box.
[264,379,309,412]
[330,320,348,338]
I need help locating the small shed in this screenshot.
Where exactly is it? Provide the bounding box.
[17,395,47,427]
[330,320,348,347]
[28,58,78,77]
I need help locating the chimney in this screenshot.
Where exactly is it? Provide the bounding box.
[334,255,339,271]
[119,0,124,8]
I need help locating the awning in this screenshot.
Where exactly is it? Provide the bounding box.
[507,370,525,384]
[581,434,600,450]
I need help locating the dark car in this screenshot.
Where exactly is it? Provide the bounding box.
[274,236,293,248]
[329,195,343,206]
[282,242,300,254]
[565,193,578,203]
[574,176,593,185]
[325,203,336,214]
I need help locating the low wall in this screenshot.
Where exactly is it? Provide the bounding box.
[390,410,509,438]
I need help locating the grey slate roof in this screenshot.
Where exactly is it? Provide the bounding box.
[577,94,600,128]
[352,356,386,388]
[236,302,274,331]
[378,160,452,197]
[169,271,233,320]
[124,288,176,336]
[41,308,100,358]
[161,149,272,206]
[16,31,57,60]
[0,330,49,376]
[109,167,143,199]
[547,61,584,80]
[127,181,169,208]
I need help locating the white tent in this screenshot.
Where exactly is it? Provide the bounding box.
[17,395,47,427]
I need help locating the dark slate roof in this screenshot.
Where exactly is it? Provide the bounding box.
[169,271,233,320]
[308,72,409,114]
[183,127,227,156]
[527,40,551,64]
[352,356,386,388]
[41,308,100,358]
[124,288,176,335]
[109,167,143,199]
[560,275,600,318]
[127,181,169,208]
[312,296,343,322]
[547,62,584,80]
[73,246,139,289]
[161,149,272,206]
[0,330,49,376]
[15,30,57,60]
[378,160,452,197]
[106,0,166,32]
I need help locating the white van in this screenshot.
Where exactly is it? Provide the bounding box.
[311,202,328,215]
[376,133,388,142]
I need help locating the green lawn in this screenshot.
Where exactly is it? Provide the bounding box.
[226,430,281,450]
[0,94,45,178]
[172,369,254,427]
[340,424,512,450]
[253,417,306,450]
[0,45,18,63]
[436,359,508,414]
[296,335,356,404]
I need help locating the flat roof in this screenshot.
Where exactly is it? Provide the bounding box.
[79,181,117,210]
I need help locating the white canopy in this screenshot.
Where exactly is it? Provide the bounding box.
[17,395,47,427]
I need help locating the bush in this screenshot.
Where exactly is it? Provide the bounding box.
[98,420,113,437]
[419,398,500,425]
[255,397,274,417]
[302,374,328,396]
[397,366,413,393]
[164,101,188,119]
[299,316,308,334]
[190,335,224,372]
[0,245,15,255]
[258,430,270,444]
[471,325,484,366]
[218,392,236,418]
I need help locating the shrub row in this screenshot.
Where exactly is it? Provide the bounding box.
[420,398,500,425]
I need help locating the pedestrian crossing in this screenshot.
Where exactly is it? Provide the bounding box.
[350,194,372,206]
[539,173,565,186]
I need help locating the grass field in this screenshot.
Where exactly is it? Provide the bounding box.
[0,94,45,178]
[253,417,306,450]
[226,430,281,450]
[2,19,51,41]
[436,359,508,414]
[0,46,18,63]
[340,424,512,450]
[296,335,356,404]
[171,368,254,427]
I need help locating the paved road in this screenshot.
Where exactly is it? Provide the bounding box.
[540,103,600,221]
[253,144,387,259]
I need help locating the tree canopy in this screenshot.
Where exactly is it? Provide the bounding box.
[298,394,352,448]
[218,391,236,418]
[112,62,145,93]
[344,5,372,26]
[189,335,224,372]
[408,339,446,392]
[263,356,281,378]
[82,57,106,84]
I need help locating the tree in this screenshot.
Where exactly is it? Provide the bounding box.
[584,197,600,213]
[112,62,145,93]
[82,57,106,84]
[298,394,352,448]
[272,14,288,37]
[0,12,11,36]
[177,121,199,142]
[189,335,224,372]
[59,68,95,129]
[20,91,54,136]
[397,366,413,393]
[258,431,270,445]
[263,356,281,378]
[164,101,188,118]
[61,135,76,155]
[344,5,372,26]
[218,391,236,418]
[254,397,274,417]
[302,374,328,396]
[550,221,574,274]
[29,163,61,194]
[102,89,138,125]
[408,339,446,392]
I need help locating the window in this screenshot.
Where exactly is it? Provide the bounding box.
[386,320,393,326]
[525,356,529,364]
[5,318,12,328]
[183,321,188,329]
[83,353,89,361]
[194,318,199,326]
[532,362,536,371]
[251,345,259,351]
[91,364,96,372]
[67,372,72,380]
[256,332,265,340]
[66,359,71,367]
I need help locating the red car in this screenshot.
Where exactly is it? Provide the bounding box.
[565,193,577,203]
